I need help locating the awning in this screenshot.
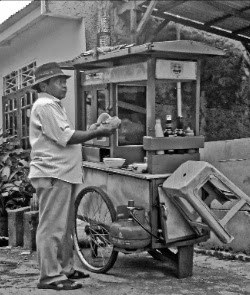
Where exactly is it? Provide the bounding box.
[116,0,250,51]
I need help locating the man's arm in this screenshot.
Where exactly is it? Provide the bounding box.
[67,125,116,145]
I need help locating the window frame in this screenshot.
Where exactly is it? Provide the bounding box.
[2,87,37,150]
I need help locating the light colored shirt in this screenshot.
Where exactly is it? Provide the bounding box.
[29,93,83,183]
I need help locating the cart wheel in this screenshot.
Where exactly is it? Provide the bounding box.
[74,186,118,273]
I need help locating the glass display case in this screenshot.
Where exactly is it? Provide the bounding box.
[75,41,225,168]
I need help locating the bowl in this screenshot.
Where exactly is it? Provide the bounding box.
[129,163,148,173]
[103,158,126,169]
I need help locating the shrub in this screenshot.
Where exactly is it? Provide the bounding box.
[0,129,34,216]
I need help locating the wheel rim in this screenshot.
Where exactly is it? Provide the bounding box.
[74,187,117,272]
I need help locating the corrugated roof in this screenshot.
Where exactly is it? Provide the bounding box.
[0,0,40,34]
[138,0,250,50]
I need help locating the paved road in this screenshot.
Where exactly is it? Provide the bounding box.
[0,247,249,295]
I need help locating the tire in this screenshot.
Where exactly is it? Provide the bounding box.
[74,186,118,273]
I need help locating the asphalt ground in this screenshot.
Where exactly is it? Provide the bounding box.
[0,246,250,295]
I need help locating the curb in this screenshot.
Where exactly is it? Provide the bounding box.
[194,247,250,262]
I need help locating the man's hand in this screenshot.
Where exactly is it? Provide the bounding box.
[68,116,121,145]
[96,124,117,137]
[68,124,117,145]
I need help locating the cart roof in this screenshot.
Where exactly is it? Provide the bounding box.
[69,40,225,71]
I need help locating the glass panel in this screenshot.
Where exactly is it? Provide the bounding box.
[21,96,25,107]
[31,92,37,103]
[9,113,13,135]
[4,102,8,112]
[97,90,106,117]
[85,91,93,130]
[14,113,17,135]
[26,92,31,105]
[21,109,26,136]
[21,138,26,149]
[8,100,11,111]
[4,114,8,130]
[155,81,196,131]
[117,85,146,146]
[13,98,17,110]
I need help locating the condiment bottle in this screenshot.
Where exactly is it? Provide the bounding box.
[163,115,175,154]
[175,116,185,137]
[185,127,195,154]
[185,127,194,136]
[155,119,164,155]
[163,115,174,137]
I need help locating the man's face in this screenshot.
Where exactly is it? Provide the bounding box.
[44,76,68,99]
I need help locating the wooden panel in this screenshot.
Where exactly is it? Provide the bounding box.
[81,62,148,86]
[112,145,145,164]
[158,187,196,241]
[156,59,197,80]
[81,167,151,210]
[143,136,205,151]
[147,153,200,174]
[82,146,102,162]
[177,245,194,278]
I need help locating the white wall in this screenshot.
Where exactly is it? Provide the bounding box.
[0,15,86,129]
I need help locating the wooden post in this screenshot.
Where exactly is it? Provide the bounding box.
[177,245,194,278]
[75,69,82,130]
[147,57,156,137]
[130,0,137,44]
[195,60,201,135]
[176,24,182,117]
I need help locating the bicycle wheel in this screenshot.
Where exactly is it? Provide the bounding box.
[74,186,118,273]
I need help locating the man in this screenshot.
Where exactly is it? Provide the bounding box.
[29,62,118,290]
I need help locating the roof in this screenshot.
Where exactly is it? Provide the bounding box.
[68,40,225,70]
[137,0,250,50]
[0,1,40,34]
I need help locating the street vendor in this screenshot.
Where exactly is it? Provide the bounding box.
[28,62,118,291]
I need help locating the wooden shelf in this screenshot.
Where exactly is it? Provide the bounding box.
[143,136,205,151]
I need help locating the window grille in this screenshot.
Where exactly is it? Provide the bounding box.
[20,91,37,149]
[3,71,18,95]
[3,89,37,150]
[3,62,36,95]
[2,61,37,149]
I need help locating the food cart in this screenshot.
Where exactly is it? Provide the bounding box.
[71,41,244,278]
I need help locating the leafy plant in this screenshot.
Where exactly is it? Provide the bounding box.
[0,129,34,216]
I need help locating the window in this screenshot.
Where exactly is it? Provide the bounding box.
[2,62,37,149]
[3,62,36,95]
[3,89,37,150]
[117,85,146,146]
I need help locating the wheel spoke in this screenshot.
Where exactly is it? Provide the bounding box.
[74,187,118,273]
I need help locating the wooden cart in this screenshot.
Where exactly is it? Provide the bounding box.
[71,41,231,278]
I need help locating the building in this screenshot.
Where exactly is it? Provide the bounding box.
[1,0,250,252]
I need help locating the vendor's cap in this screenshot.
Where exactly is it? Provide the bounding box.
[31,62,71,90]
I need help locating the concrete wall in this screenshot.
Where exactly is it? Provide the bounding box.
[200,138,250,198]
[0,14,86,129]
[48,0,100,50]
[200,138,250,252]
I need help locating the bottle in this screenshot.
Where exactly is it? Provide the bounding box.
[163,115,174,137]
[185,126,194,136]
[175,116,185,137]
[154,119,164,155]
[163,115,175,154]
[185,127,195,154]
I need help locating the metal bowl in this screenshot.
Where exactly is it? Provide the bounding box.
[103,158,126,169]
